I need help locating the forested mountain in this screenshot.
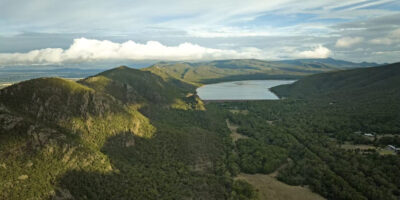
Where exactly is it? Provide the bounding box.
[270,62,400,136]
[271,62,400,100]
[226,62,400,199]
[80,66,196,105]
[145,58,377,84]
[0,67,233,199]
[0,62,399,200]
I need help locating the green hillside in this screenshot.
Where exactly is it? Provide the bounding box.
[0,69,244,199]
[1,62,399,200]
[271,62,400,100]
[270,62,400,135]
[80,66,204,110]
[145,58,377,84]
[223,63,400,200]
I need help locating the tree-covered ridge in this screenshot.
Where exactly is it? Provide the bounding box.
[1,62,399,200]
[271,62,400,100]
[224,95,400,199]
[144,58,377,84]
[0,67,258,199]
[80,66,195,104]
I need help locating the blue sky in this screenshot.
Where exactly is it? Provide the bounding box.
[0,0,399,66]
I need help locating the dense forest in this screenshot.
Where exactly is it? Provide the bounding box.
[0,62,399,199]
[0,67,259,199]
[225,63,400,199]
[225,97,400,200]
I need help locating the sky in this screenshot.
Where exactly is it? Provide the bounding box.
[0,0,400,67]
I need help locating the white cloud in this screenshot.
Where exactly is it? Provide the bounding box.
[0,38,267,66]
[370,38,394,45]
[335,37,363,48]
[298,45,332,58]
[369,28,400,45]
[0,38,339,66]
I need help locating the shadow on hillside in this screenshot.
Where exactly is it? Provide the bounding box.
[52,124,229,199]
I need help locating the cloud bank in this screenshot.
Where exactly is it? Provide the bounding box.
[0,38,334,66]
[0,38,265,66]
[335,37,364,48]
[0,0,399,63]
[298,45,332,59]
[370,28,400,45]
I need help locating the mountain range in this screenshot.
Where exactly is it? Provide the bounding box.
[145,58,378,84]
[0,59,399,200]
[0,58,378,87]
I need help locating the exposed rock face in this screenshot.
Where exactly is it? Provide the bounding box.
[0,113,23,130]
[0,78,117,125]
[26,161,33,167]
[25,125,67,150]
[0,163,6,169]
[52,188,75,200]
[0,106,67,153]
[103,132,136,149]
[18,175,28,180]
[119,132,136,148]
[62,147,77,163]
[124,136,135,147]
[0,77,155,153]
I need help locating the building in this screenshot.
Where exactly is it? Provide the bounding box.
[386,145,397,151]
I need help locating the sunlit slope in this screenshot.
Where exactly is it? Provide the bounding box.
[0,77,155,145]
[0,66,228,199]
[80,66,204,110]
[0,77,157,199]
[145,58,377,84]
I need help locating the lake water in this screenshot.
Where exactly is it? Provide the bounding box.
[196,80,296,100]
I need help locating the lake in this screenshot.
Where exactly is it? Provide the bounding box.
[196,80,296,100]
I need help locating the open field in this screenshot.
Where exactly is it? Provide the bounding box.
[228,117,324,199]
[340,143,377,150]
[339,143,397,155]
[226,119,249,141]
[236,173,325,200]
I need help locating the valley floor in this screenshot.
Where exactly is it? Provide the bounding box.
[236,173,325,200]
[227,118,325,200]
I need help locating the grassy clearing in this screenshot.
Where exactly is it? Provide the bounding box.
[228,117,323,199]
[379,149,397,155]
[226,119,248,142]
[340,143,376,150]
[236,173,325,200]
[339,143,397,155]
[229,109,249,115]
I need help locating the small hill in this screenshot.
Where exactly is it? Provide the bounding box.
[0,66,220,200]
[145,58,377,84]
[80,66,197,106]
[271,62,400,101]
[0,77,119,122]
[0,77,155,148]
[271,62,400,136]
